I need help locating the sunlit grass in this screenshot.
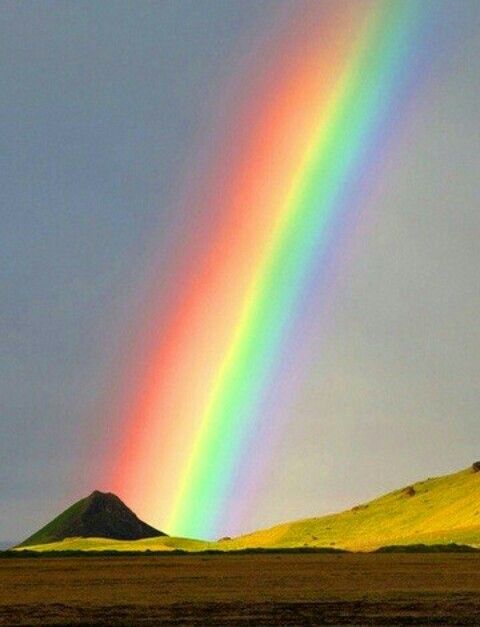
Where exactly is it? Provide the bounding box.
[225,467,480,551]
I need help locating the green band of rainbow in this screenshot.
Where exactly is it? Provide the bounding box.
[168,0,423,537]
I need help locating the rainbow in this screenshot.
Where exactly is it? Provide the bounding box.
[108,0,429,538]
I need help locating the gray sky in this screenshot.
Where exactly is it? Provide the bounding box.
[1,1,479,541]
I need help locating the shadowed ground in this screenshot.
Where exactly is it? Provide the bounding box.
[1,553,480,624]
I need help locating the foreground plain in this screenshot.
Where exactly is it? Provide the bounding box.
[1,553,480,625]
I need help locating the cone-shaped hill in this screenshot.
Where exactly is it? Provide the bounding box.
[18,490,165,547]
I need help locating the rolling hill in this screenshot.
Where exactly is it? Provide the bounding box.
[15,463,480,552]
[221,463,480,551]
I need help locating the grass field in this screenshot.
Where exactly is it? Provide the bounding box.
[15,535,215,553]
[1,553,480,624]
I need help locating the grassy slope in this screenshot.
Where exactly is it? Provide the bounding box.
[221,467,480,551]
[15,466,480,553]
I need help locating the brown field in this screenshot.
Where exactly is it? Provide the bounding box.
[1,553,480,625]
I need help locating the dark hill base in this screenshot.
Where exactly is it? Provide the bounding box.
[19,491,165,547]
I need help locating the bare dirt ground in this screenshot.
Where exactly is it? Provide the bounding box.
[1,553,480,625]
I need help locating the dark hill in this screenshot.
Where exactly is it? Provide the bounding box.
[18,491,165,547]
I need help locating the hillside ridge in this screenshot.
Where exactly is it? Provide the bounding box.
[218,463,480,551]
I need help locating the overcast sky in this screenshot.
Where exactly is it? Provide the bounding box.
[1,1,479,542]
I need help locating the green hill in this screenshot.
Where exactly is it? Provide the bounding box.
[15,463,480,553]
[18,490,165,547]
[220,464,480,551]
